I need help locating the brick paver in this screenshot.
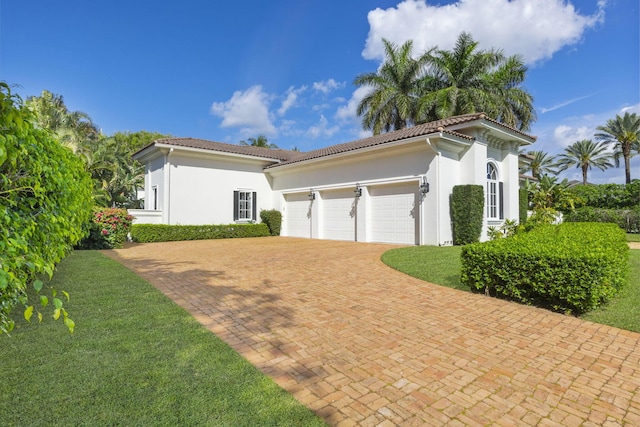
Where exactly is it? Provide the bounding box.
[104,237,640,426]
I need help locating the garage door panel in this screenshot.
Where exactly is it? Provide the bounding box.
[321,189,356,241]
[370,183,417,245]
[284,193,311,238]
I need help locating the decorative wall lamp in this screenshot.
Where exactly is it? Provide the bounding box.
[308,189,316,200]
[354,183,362,198]
[419,177,430,195]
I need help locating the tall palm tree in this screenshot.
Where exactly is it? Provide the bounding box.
[595,112,640,184]
[418,32,535,131]
[239,135,278,149]
[556,140,613,185]
[354,39,427,134]
[520,150,558,179]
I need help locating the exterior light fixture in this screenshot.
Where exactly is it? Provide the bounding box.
[354,183,362,198]
[308,189,316,200]
[419,177,430,195]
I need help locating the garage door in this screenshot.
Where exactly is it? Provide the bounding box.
[321,189,356,241]
[284,193,312,238]
[370,183,418,244]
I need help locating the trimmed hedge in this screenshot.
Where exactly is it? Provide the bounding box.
[568,181,640,209]
[564,206,640,233]
[260,209,282,236]
[130,223,270,243]
[461,223,629,314]
[519,188,528,225]
[451,185,484,245]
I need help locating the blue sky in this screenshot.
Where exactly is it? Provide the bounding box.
[1,0,638,183]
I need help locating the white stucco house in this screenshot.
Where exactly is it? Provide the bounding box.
[130,113,535,245]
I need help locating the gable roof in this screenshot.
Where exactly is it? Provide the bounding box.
[134,113,536,167]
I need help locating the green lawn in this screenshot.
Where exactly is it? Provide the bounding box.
[627,233,640,242]
[0,251,325,427]
[382,244,640,333]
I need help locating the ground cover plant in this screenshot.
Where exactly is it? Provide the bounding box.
[0,251,325,427]
[382,236,640,332]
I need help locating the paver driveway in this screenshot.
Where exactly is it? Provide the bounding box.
[104,237,640,426]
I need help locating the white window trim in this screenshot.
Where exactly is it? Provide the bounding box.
[486,162,500,220]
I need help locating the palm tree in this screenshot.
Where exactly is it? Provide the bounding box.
[520,150,558,179]
[239,135,278,149]
[556,140,613,185]
[595,112,640,184]
[354,39,427,134]
[418,32,535,131]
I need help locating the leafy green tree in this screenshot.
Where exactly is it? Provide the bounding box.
[520,150,558,179]
[239,135,278,149]
[0,82,93,334]
[556,140,613,185]
[25,90,99,155]
[526,176,577,225]
[418,32,535,131]
[354,39,427,134]
[595,112,640,184]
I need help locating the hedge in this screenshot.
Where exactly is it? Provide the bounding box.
[568,181,640,209]
[564,206,640,233]
[260,209,282,236]
[461,223,629,314]
[130,223,270,243]
[451,185,484,245]
[519,188,528,225]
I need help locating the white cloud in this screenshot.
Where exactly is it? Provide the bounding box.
[313,79,344,94]
[210,85,276,135]
[278,85,307,116]
[363,0,607,65]
[540,94,595,114]
[336,86,370,123]
[553,124,593,147]
[306,115,340,139]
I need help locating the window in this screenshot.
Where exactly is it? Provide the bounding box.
[486,163,503,219]
[152,185,158,210]
[233,190,257,221]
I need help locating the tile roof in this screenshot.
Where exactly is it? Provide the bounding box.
[136,113,535,168]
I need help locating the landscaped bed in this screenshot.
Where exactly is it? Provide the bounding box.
[0,251,325,427]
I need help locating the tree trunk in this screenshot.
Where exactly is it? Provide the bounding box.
[582,165,588,185]
[625,155,631,184]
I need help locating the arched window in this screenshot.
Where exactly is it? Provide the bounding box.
[486,162,503,219]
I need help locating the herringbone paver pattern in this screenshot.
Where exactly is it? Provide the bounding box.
[104,237,640,426]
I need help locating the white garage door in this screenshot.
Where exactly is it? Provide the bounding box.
[321,189,356,241]
[284,193,312,238]
[370,183,418,244]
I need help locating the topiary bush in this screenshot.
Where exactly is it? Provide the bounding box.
[519,188,528,225]
[451,185,484,245]
[260,209,282,236]
[130,223,270,243]
[461,222,629,314]
[76,208,134,249]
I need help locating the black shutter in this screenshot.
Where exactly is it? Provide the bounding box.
[499,182,504,219]
[252,192,257,221]
[233,191,239,221]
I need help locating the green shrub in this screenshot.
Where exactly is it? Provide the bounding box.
[76,208,134,249]
[569,181,640,209]
[260,209,282,236]
[451,185,484,245]
[131,223,270,243]
[519,188,528,225]
[564,206,640,233]
[461,223,629,314]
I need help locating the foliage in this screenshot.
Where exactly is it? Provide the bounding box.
[76,208,133,249]
[0,82,92,334]
[418,32,535,131]
[260,209,282,236]
[519,188,528,224]
[487,219,519,240]
[461,223,629,314]
[519,150,558,179]
[595,112,640,184]
[239,134,279,149]
[0,251,325,426]
[131,223,270,243]
[525,175,578,225]
[556,139,613,185]
[568,180,640,209]
[450,185,484,245]
[354,32,535,134]
[564,206,640,233]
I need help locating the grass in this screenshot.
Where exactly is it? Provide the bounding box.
[383,241,640,333]
[627,233,640,242]
[0,251,325,427]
